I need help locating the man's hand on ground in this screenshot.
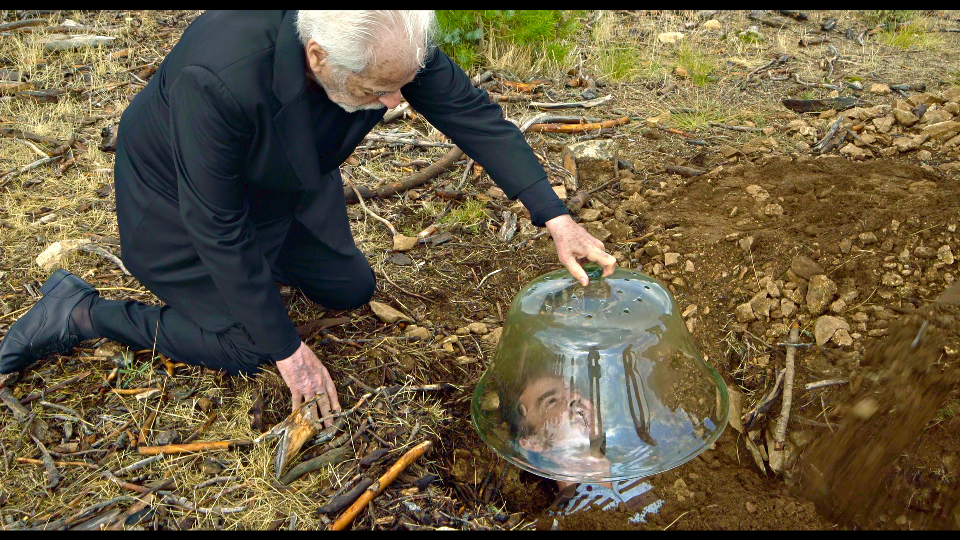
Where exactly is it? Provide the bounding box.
[276,341,341,428]
[545,214,617,286]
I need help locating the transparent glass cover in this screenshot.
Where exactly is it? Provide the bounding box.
[471,265,728,483]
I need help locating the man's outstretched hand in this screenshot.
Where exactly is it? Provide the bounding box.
[276,341,341,428]
[545,214,617,286]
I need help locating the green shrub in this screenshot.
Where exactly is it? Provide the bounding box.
[435,10,580,71]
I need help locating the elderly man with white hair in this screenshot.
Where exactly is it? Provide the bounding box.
[0,10,616,424]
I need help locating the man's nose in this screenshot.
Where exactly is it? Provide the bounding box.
[379,91,402,109]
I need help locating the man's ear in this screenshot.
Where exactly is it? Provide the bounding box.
[306,39,328,72]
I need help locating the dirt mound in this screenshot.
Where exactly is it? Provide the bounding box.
[799,301,960,528]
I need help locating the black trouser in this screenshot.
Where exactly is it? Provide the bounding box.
[89,218,375,375]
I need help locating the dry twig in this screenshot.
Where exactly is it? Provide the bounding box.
[774,322,800,450]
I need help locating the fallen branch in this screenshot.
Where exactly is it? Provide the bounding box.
[162,494,252,515]
[78,244,130,275]
[15,457,98,469]
[344,146,464,204]
[526,116,629,134]
[0,126,65,147]
[708,122,763,133]
[812,115,844,154]
[113,454,163,476]
[0,154,63,187]
[344,176,398,236]
[30,435,61,489]
[136,439,252,456]
[329,440,433,530]
[665,164,706,178]
[471,70,494,86]
[381,102,411,124]
[317,477,375,515]
[805,379,848,391]
[278,444,353,485]
[361,133,455,148]
[741,369,786,430]
[104,478,174,530]
[528,94,612,110]
[773,322,800,451]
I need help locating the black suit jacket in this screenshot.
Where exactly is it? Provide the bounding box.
[115,10,557,359]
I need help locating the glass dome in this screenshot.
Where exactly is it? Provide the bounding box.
[471,264,728,483]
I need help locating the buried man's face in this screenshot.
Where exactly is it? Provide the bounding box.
[517,375,599,454]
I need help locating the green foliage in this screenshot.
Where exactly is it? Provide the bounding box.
[435,10,579,70]
[440,199,489,232]
[866,10,917,27]
[875,21,941,50]
[676,43,717,87]
[597,47,640,82]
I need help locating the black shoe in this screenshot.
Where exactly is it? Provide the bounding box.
[0,269,98,374]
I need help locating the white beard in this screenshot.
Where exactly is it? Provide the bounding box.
[333,100,386,113]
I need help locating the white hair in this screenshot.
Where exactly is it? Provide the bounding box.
[295,10,436,78]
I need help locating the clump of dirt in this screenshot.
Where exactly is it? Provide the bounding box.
[799,301,960,529]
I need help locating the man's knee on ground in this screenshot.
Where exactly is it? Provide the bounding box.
[302,271,376,311]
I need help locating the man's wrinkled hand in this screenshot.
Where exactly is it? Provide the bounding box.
[276,342,342,428]
[545,214,617,286]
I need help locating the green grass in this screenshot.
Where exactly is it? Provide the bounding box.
[435,10,580,71]
[935,399,960,424]
[440,199,488,232]
[676,43,717,87]
[875,21,942,49]
[865,10,917,27]
[596,47,640,82]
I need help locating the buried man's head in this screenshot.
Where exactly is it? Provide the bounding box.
[296,10,436,112]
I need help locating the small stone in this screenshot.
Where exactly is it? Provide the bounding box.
[814,315,850,346]
[719,144,742,158]
[780,299,797,318]
[153,429,181,446]
[664,252,681,266]
[746,501,757,514]
[369,301,412,324]
[201,459,223,475]
[881,272,904,287]
[892,108,919,127]
[840,143,870,160]
[742,138,777,155]
[582,221,611,242]
[703,19,722,30]
[833,328,854,346]
[764,203,784,216]
[938,245,955,265]
[739,235,755,253]
[869,83,891,95]
[790,255,824,280]
[390,253,412,266]
[735,302,756,322]
[480,391,500,412]
[859,232,878,245]
[603,219,633,242]
[674,66,689,78]
[392,235,418,252]
[921,120,960,141]
[682,305,698,318]
[483,327,503,345]
[404,325,431,340]
[839,238,853,254]
[580,208,602,222]
[851,398,879,419]
[466,322,489,335]
[35,238,92,271]
[684,260,695,273]
[829,299,847,314]
[658,32,685,44]
[807,274,838,315]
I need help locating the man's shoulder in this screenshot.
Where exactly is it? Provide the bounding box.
[175,10,287,75]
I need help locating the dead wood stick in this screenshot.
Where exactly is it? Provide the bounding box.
[113,454,163,476]
[774,322,800,451]
[471,70,494,86]
[0,19,46,31]
[0,386,31,423]
[519,115,602,133]
[361,133,456,148]
[136,439,252,456]
[78,244,130,275]
[162,494,252,515]
[18,370,91,405]
[328,440,433,530]
[0,127,64,147]
[344,177,397,236]
[528,94,613,110]
[812,115,844,154]
[104,478,174,530]
[665,164,706,177]
[0,154,63,186]
[101,469,172,495]
[804,378,849,391]
[278,444,353,485]
[381,102,411,124]
[30,435,61,489]
[16,457,98,469]
[91,418,134,448]
[110,387,160,395]
[344,147,464,204]
[182,410,217,444]
[526,116,629,134]
[196,475,240,489]
[708,122,763,133]
[318,477,375,515]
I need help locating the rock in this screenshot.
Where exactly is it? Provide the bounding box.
[780,299,797,318]
[807,275,838,315]
[674,66,689,78]
[910,92,945,106]
[764,203,785,216]
[850,398,879,420]
[719,145,742,158]
[466,322,489,335]
[201,459,223,475]
[153,429,181,446]
[873,115,895,133]
[833,328,854,346]
[392,235,418,252]
[369,301,412,324]
[893,134,928,152]
[483,327,503,345]
[620,193,650,213]
[390,253,412,266]
[742,137,777,155]
[735,302,756,322]
[746,501,757,514]
[451,449,476,484]
[869,83,892,95]
[664,252,681,267]
[943,86,960,102]
[566,139,617,161]
[704,19,722,30]
[921,120,960,141]
[790,255,824,280]
[917,149,933,161]
[915,246,937,259]
[892,108,919,127]
[603,219,633,242]
[404,325,431,341]
[939,245,955,265]
[829,298,847,314]
[859,232,878,245]
[745,184,770,202]
[37,34,115,52]
[619,178,644,196]
[658,32,685,44]
[552,185,567,200]
[579,208,602,222]
[480,391,500,412]
[738,236,755,253]
[814,315,850,346]
[840,143,870,160]
[881,272,904,287]
[582,221,611,242]
[35,238,92,271]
